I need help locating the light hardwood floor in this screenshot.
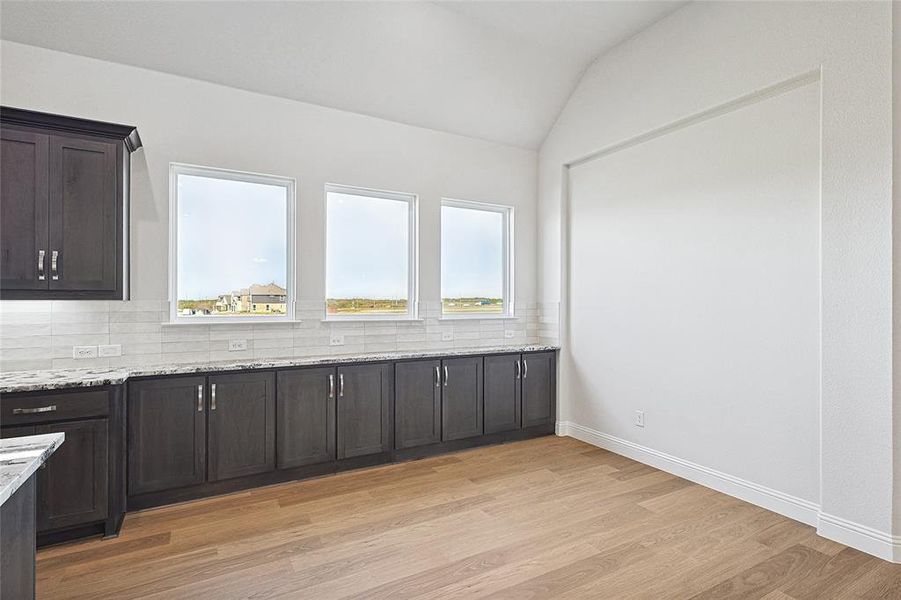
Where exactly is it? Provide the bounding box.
[36,436,901,599]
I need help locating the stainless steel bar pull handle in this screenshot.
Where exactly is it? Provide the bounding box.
[339,373,345,397]
[443,365,448,386]
[515,359,521,379]
[196,385,203,412]
[522,359,528,379]
[329,374,335,398]
[50,250,59,280]
[37,250,45,280]
[435,365,441,387]
[211,383,217,410]
[13,405,56,415]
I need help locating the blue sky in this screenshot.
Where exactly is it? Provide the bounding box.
[178,176,505,300]
[326,192,409,298]
[177,174,287,299]
[440,205,503,298]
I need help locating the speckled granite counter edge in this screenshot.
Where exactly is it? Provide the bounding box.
[0,345,560,394]
[0,433,64,506]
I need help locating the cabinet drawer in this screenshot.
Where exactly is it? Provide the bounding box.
[1,389,109,425]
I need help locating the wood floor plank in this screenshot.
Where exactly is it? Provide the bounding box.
[34,437,901,600]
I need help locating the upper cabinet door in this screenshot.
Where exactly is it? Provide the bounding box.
[394,360,442,450]
[441,356,484,442]
[521,352,556,428]
[277,367,336,469]
[48,135,119,293]
[208,372,276,482]
[484,354,522,434]
[0,128,49,291]
[337,363,393,459]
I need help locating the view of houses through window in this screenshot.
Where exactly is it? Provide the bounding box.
[172,164,294,320]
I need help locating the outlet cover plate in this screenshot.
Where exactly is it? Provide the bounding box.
[228,339,248,352]
[504,330,515,339]
[635,410,645,427]
[98,344,122,357]
[441,331,453,342]
[73,346,98,359]
[330,334,345,346]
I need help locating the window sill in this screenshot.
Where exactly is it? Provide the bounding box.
[163,318,298,326]
[438,315,517,321]
[322,317,424,323]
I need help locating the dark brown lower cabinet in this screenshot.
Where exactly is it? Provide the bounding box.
[484,354,521,434]
[522,352,556,428]
[337,363,393,459]
[128,376,207,495]
[0,387,122,546]
[35,419,108,531]
[441,357,483,442]
[1,476,35,600]
[277,367,336,468]
[208,372,276,481]
[394,360,441,450]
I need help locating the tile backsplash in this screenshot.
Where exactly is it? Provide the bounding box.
[0,300,547,372]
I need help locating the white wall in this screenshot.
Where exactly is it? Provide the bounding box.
[0,41,540,370]
[541,2,896,560]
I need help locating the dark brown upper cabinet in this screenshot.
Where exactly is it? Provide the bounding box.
[0,107,141,300]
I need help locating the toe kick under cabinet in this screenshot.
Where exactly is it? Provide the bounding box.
[124,350,555,511]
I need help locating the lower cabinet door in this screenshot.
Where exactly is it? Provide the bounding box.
[484,354,522,434]
[208,372,276,481]
[394,360,441,450]
[337,363,393,459]
[128,376,207,495]
[277,367,336,469]
[522,352,556,428]
[441,357,483,442]
[35,418,108,531]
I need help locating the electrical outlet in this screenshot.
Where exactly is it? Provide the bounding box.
[634,410,645,428]
[504,330,515,339]
[330,334,345,346]
[441,331,453,342]
[228,339,248,352]
[72,346,98,359]
[98,344,122,357]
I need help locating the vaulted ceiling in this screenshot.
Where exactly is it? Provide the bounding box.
[0,1,686,149]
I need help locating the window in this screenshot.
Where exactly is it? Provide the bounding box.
[325,184,417,318]
[169,164,295,322]
[441,199,513,316]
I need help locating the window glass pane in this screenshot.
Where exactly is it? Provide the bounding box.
[326,190,410,315]
[441,204,505,314]
[177,173,289,318]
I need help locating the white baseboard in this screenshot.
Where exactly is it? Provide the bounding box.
[817,512,901,563]
[556,420,900,563]
[556,420,819,525]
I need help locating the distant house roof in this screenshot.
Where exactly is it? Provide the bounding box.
[249,283,287,296]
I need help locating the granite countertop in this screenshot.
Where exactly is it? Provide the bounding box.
[0,433,64,506]
[0,344,560,394]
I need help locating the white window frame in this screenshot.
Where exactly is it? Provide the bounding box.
[168,163,296,324]
[324,183,419,321]
[440,198,514,319]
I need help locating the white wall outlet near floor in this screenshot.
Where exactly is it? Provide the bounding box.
[330,334,345,346]
[72,346,98,359]
[634,410,645,427]
[441,331,454,342]
[228,339,248,352]
[98,344,122,357]
[504,330,515,339]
